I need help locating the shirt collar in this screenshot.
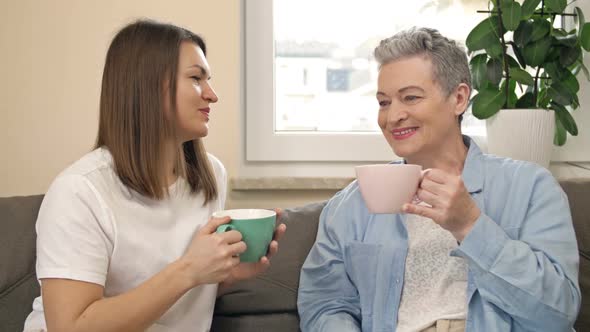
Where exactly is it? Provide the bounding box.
[398,135,484,194]
[461,135,484,194]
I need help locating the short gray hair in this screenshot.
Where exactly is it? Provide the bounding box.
[374,27,471,96]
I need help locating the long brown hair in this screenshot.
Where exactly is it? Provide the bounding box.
[95,19,218,202]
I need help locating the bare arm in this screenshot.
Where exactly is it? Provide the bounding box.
[43,260,191,332]
[43,217,246,332]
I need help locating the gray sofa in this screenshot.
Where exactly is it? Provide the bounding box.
[1,179,589,331]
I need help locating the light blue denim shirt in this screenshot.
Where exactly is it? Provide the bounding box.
[298,136,580,332]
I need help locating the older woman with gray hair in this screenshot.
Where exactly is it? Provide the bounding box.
[297,27,580,332]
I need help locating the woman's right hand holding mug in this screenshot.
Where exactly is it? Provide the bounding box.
[178,216,247,288]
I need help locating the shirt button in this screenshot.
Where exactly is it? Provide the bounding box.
[396,279,400,283]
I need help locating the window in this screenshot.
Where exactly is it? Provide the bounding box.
[244,0,588,162]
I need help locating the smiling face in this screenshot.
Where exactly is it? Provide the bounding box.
[172,41,219,142]
[376,55,468,161]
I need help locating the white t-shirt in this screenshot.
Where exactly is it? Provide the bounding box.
[23,147,227,332]
[396,209,468,332]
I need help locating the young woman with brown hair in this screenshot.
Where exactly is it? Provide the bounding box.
[23,19,286,332]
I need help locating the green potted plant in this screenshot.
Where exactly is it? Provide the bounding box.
[466,0,590,167]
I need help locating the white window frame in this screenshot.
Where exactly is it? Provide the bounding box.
[245,0,392,162]
[244,0,589,163]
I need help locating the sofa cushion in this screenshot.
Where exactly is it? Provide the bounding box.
[211,312,300,332]
[1,178,589,331]
[214,201,326,317]
[0,272,40,332]
[560,179,590,332]
[0,195,43,331]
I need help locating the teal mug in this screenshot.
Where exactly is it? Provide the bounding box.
[213,209,276,263]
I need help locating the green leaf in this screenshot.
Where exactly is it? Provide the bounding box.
[562,71,580,93]
[522,0,542,19]
[500,0,522,31]
[581,23,590,51]
[507,55,521,69]
[572,92,580,109]
[523,36,551,67]
[552,29,568,38]
[470,54,488,90]
[499,0,511,7]
[511,43,527,68]
[554,34,578,48]
[471,87,506,119]
[560,46,581,67]
[552,70,579,108]
[510,67,535,85]
[545,46,561,62]
[544,61,568,81]
[486,58,503,86]
[575,7,586,38]
[516,92,536,108]
[571,62,581,76]
[548,82,575,106]
[485,41,504,59]
[531,19,551,42]
[466,16,502,52]
[538,88,551,108]
[552,102,578,136]
[554,114,567,146]
[508,91,518,108]
[514,20,534,46]
[545,0,567,14]
[500,78,518,108]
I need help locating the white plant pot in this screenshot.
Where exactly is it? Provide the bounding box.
[486,109,555,169]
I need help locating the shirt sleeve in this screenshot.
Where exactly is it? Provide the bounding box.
[298,191,362,332]
[36,174,114,286]
[454,167,581,330]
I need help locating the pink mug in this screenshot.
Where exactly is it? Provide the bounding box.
[355,164,424,214]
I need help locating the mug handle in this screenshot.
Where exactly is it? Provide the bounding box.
[412,169,431,204]
[216,224,235,233]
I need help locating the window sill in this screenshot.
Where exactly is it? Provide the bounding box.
[230,177,354,191]
[231,162,590,191]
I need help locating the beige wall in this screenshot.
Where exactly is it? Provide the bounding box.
[0,0,335,207]
[2,1,588,209]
